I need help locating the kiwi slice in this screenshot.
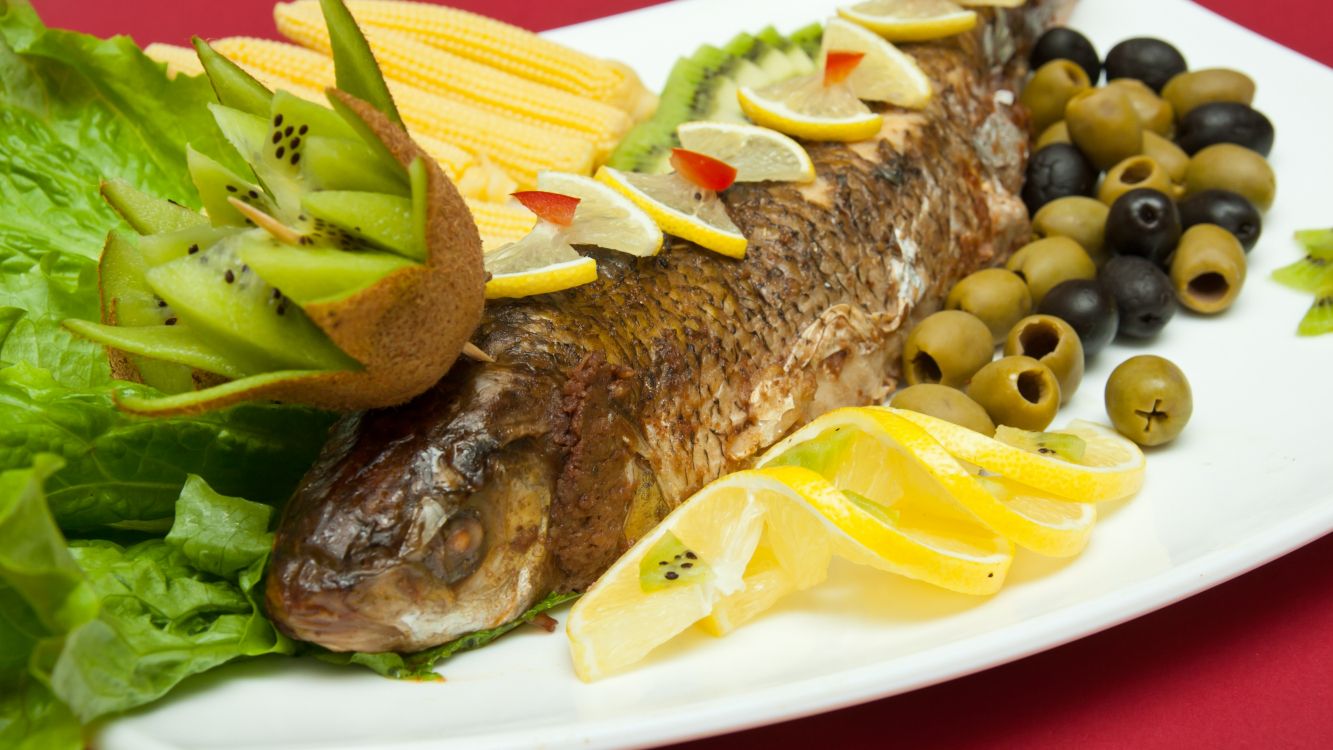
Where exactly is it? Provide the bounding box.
[639,531,711,592]
[605,24,821,174]
[789,22,825,59]
[995,426,1088,462]
[1271,255,1333,293]
[65,0,484,414]
[1298,283,1333,336]
[1296,228,1333,259]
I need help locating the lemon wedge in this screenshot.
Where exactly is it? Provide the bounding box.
[536,171,663,257]
[838,0,979,42]
[567,468,832,681]
[483,221,597,299]
[676,121,816,183]
[890,409,1146,502]
[820,17,934,108]
[595,165,748,258]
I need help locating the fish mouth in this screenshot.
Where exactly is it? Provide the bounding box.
[266,366,562,653]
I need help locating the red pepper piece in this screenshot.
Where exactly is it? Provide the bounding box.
[824,50,866,86]
[670,148,737,192]
[512,190,580,227]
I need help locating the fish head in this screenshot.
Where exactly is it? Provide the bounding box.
[265,364,563,653]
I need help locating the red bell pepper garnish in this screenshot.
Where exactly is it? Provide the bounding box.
[823,50,866,86]
[670,148,737,192]
[512,190,580,227]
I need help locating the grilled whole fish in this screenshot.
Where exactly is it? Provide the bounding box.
[267,0,1072,653]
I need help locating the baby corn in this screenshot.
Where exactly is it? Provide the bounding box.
[274,0,647,111]
[274,9,631,158]
[214,37,595,187]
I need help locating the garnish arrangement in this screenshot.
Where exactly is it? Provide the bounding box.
[0,0,1320,746]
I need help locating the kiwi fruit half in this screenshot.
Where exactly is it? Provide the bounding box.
[64,0,483,415]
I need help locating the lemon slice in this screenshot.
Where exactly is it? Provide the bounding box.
[595,166,747,258]
[567,468,831,681]
[838,0,979,42]
[759,407,1087,560]
[536,171,663,257]
[957,0,1026,7]
[737,78,883,143]
[758,409,1013,592]
[483,221,597,299]
[676,121,816,184]
[889,409,1146,502]
[820,18,934,108]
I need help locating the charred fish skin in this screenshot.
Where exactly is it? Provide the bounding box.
[267,0,1073,653]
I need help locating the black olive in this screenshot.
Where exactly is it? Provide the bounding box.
[1176,189,1262,252]
[1105,188,1181,267]
[1176,102,1275,156]
[1098,255,1176,338]
[1022,143,1098,215]
[1104,37,1188,92]
[1038,279,1119,357]
[1031,27,1101,84]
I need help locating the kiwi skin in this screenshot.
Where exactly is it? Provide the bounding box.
[120,90,484,415]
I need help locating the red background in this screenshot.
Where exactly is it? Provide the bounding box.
[29,1,1333,748]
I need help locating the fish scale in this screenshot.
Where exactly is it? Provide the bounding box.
[266,0,1072,654]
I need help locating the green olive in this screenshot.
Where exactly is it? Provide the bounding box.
[1106,78,1175,136]
[1065,86,1144,170]
[1161,68,1256,120]
[1097,155,1175,206]
[1140,130,1189,185]
[1170,224,1247,313]
[945,268,1033,344]
[967,355,1061,431]
[1003,314,1084,405]
[1104,355,1192,446]
[901,310,995,388]
[1005,237,1097,305]
[889,384,996,436]
[1032,196,1110,266]
[1183,143,1276,212]
[1021,60,1092,136]
[1036,120,1072,150]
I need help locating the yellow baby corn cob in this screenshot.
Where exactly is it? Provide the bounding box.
[214,37,594,188]
[274,8,631,158]
[274,0,647,111]
[465,198,536,251]
[145,42,205,78]
[144,42,486,196]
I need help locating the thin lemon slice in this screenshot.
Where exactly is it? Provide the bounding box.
[676,121,816,183]
[595,166,747,258]
[820,17,934,108]
[536,171,663,257]
[838,0,979,42]
[889,409,1146,502]
[738,78,884,142]
[976,474,1096,557]
[957,0,1025,7]
[567,468,831,681]
[484,222,597,299]
[758,411,1013,593]
[759,407,1089,560]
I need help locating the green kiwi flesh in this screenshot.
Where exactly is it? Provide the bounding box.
[1271,255,1333,293]
[139,225,236,267]
[95,231,196,392]
[1297,283,1333,336]
[235,237,413,304]
[638,531,711,592]
[605,23,824,174]
[301,191,421,259]
[145,234,359,373]
[101,180,206,235]
[319,0,403,126]
[64,319,247,379]
[187,146,274,227]
[1295,228,1333,259]
[995,427,1088,462]
[192,36,272,117]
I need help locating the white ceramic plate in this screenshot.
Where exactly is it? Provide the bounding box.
[98,1,1333,748]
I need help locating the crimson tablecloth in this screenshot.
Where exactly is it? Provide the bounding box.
[30,1,1333,748]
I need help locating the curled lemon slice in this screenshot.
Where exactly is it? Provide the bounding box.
[838,0,979,42]
[483,221,597,299]
[676,121,816,183]
[595,165,747,258]
[889,408,1146,503]
[536,171,663,257]
[738,79,884,143]
[820,17,934,108]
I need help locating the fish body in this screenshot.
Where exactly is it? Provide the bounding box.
[267,0,1072,653]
